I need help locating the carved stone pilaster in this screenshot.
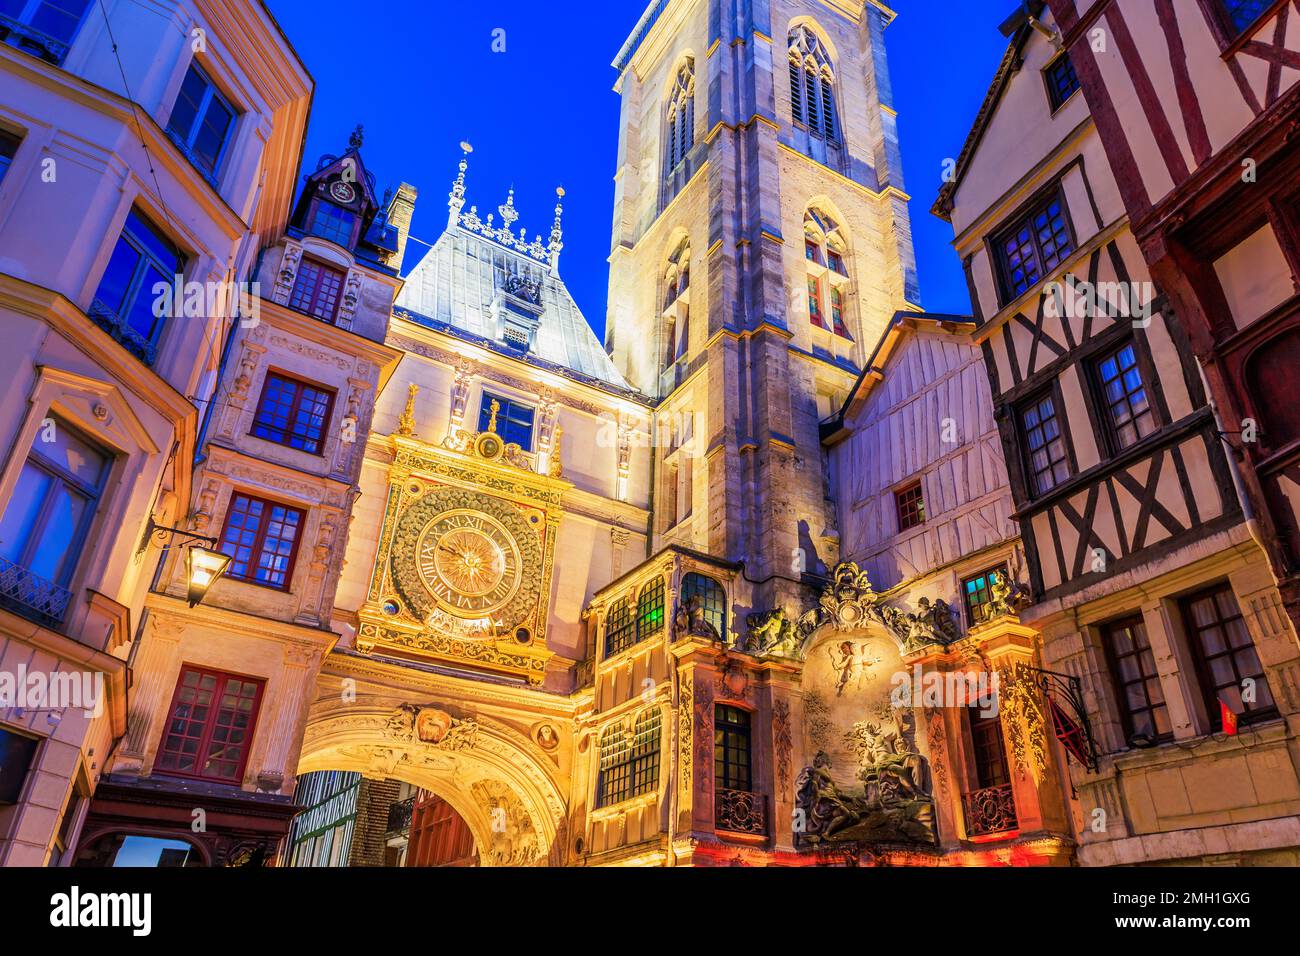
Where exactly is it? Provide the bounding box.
[272,242,303,305]
[336,270,364,330]
[218,342,266,440]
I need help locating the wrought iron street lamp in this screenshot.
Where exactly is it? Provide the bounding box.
[137,519,231,608]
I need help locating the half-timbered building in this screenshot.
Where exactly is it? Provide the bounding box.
[1046,0,1300,652]
[935,2,1300,866]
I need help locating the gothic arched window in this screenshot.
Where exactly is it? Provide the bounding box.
[681,572,726,640]
[666,59,696,174]
[789,26,837,142]
[804,205,852,339]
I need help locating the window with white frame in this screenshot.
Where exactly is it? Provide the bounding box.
[0,415,112,627]
[2,0,91,65]
[165,62,237,182]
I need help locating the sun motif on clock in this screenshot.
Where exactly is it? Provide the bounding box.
[387,485,544,634]
[415,509,522,617]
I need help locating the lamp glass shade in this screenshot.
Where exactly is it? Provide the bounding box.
[186,545,231,607]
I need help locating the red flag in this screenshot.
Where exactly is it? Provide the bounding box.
[1220,698,1239,736]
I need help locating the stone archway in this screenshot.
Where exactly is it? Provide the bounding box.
[297,698,568,867]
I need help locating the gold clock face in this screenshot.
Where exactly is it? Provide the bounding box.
[415,510,522,618]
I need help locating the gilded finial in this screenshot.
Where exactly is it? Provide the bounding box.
[549,425,564,478]
[487,398,500,434]
[397,383,418,436]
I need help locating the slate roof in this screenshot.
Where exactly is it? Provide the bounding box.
[394,220,632,390]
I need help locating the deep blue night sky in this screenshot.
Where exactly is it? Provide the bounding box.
[268,0,1012,332]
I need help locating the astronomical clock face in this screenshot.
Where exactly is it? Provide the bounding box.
[388,485,544,634]
[415,509,522,618]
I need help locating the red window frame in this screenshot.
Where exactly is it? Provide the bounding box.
[218,492,305,591]
[155,665,264,783]
[288,258,345,321]
[250,370,336,455]
[807,276,826,329]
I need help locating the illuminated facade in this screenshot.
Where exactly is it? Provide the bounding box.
[934,1,1300,866]
[2,0,1294,870]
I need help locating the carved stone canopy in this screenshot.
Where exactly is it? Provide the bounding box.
[794,562,962,654]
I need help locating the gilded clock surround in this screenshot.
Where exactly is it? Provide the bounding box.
[357,430,567,685]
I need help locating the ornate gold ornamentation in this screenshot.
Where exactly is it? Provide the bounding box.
[391,486,541,631]
[385,703,478,750]
[999,662,1049,781]
[679,679,693,793]
[397,383,418,437]
[548,425,564,478]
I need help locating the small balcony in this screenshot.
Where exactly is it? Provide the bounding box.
[715,788,766,837]
[0,556,71,630]
[0,14,73,65]
[87,300,158,366]
[962,783,1018,837]
[386,794,415,836]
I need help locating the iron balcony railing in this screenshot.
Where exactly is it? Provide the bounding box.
[386,795,415,835]
[0,14,73,65]
[0,556,72,629]
[87,300,159,366]
[962,783,1018,837]
[715,788,766,836]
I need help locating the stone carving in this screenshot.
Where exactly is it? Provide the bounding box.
[803,691,834,755]
[336,270,363,329]
[273,243,302,304]
[773,700,793,794]
[987,570,1031,618]
[472,778,540,866]
[797,562,963,653]
[678,679,693,793]
[385,704,479,751]
[504,273,542,304]
[999,662,1049,780]
[923,707,949,799]
[674,594,720,641]
[794,703,936,847]
[746,607,800,657]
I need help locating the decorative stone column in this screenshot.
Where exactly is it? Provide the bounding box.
[977,616,1072,838]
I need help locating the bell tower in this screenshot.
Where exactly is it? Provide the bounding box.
[605,0,919,610]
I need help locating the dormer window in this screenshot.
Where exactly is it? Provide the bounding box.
[310,202,357,248]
